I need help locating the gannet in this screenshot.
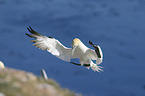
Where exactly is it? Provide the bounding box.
[0,61,5,69]
[26,26,103,72]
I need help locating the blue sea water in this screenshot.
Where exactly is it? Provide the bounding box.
[0,0,145,96]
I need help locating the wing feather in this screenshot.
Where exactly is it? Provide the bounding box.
[86,49,97,60]
[88,41,103,64]
[26,26,75,62]
[86,48,103,64]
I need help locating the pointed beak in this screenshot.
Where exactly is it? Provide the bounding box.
[72,45,78,56]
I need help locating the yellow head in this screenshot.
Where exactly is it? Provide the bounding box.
[72,38,81,47]
[71,38,81,56]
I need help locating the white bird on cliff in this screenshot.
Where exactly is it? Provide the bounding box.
[26,26,103,72]
[0,61,5,69]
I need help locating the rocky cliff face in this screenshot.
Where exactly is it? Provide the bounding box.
[0,68,81,96]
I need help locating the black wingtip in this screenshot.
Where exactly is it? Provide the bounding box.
[26,26,42,36]
[25,33,29,36]
[25,33,34,38]
[27,26,32,29]
[89,41,102,58]
[27,27,31,32]
[48,36,54,39]
[89,41,93,45]
[29,26,31,29]
[26,26,53,39]
[27,26,33,33]
[29,26,34,32]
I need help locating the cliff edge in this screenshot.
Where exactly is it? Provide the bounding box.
[0,68,81,96]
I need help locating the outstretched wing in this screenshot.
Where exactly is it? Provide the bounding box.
[26,26,76,62]
[87,41,103,64]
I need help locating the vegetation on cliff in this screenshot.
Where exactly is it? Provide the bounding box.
[0,68,81,96]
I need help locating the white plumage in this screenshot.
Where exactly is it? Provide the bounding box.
[0,61,5,69]
[26,26,103,72]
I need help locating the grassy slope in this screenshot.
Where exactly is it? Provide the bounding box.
[0,68,81,96]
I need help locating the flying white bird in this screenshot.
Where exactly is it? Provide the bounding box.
[26,26,103,72]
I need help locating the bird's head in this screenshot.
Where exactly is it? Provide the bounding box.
[72,38,81,46]
[71,38,81,56]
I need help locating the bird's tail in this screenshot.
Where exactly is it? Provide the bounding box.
[90,63,103,72]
